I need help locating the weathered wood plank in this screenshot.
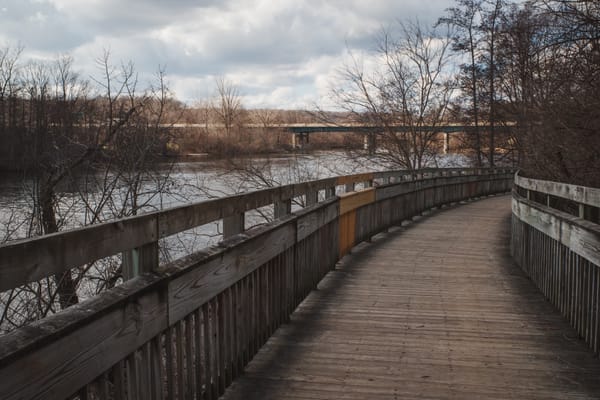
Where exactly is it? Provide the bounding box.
[515,173,600,207]
[512,195,600,266]
[167,221,296,325]
[295,199,338,241]
[0,275,168,400]
[0,168,516,400]
[221,196,600,400]
[0,213,157,291]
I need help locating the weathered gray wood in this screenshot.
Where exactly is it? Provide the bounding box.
[0,167,516,400]
[296,199,338,241]
[123,240,159,279]
[512,195,600,266]
[274,198,291,219]
[306,190,318,206]
[512,175,600,358]
[167,221,296,325]
[0,213,157,291]
[202,302,214,400]
[223,212,245,238]
[0,275,168,400]
[221,196,600,400]
[515,173,600,207]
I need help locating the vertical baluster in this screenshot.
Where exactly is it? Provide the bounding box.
[165,326,175,400]
[202,302,213,400]
[151,336,163,400]
[194,309,203,400]
[185,315,195,399]
[217,293,226,396]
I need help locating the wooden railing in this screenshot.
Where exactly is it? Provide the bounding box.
[512,173,600,355]
[0,167,514,400]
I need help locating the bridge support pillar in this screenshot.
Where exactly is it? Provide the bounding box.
[443,132,450,154]
[363,133,376,154]
[292,132,309,149]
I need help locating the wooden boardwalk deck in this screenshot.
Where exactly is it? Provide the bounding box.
[221,195,600,400]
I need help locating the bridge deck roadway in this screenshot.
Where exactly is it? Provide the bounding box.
[221,195,600,399]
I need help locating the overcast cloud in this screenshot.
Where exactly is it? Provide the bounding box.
[1,0,454,109]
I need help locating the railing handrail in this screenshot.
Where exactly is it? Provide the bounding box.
[514,172,600,208]
[511,172,600,357]
[0,167,512,292]
[0,167,514,400]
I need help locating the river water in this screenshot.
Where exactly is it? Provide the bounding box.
[0,151,470,243]
[0,151,375,243]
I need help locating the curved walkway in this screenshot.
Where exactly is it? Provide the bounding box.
[222,195,600,399]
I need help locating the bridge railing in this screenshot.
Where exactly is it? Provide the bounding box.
[512,173,600,355]
[0,167,514,400]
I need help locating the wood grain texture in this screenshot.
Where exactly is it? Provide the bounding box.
[515,173,600,207]
[339,188,376,215]
[221,196,600,400]
[167,221,296,325]
[0,213,158,291]
[0,277,168,400]
[512,195,600,266]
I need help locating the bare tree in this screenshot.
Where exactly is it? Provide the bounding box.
[332,21,456,170]
[480,0,506,167]
[439,0,485,166]
[0,49,183,332]
[212,77,244,138]
[497,0,600,185]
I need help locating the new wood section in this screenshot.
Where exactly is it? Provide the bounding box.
[336,172,374,186]
[222,196,600,400]
[338,211,356,258]
[338,188,376,215]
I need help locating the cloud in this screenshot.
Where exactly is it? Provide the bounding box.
[1,0,456,109]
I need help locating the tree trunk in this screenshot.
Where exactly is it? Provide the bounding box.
[40,182,79,309]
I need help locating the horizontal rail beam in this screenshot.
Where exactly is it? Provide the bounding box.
[0,167,514,400]
[0,168,512,292]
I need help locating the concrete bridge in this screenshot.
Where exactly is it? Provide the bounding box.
[1,167,599,399]
[285,124,514,153]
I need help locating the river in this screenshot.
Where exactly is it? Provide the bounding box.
[0,151,470,244]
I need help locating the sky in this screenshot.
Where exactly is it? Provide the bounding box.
[1,0,455,109]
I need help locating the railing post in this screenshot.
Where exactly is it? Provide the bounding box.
[274,198,291,219]
[122,241,159,280]
[325,186,336,199]
[122,216,159,280]
[223,212,245,238]
[306,191,318,206]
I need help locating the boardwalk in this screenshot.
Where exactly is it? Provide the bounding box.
[222,195,600,400]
